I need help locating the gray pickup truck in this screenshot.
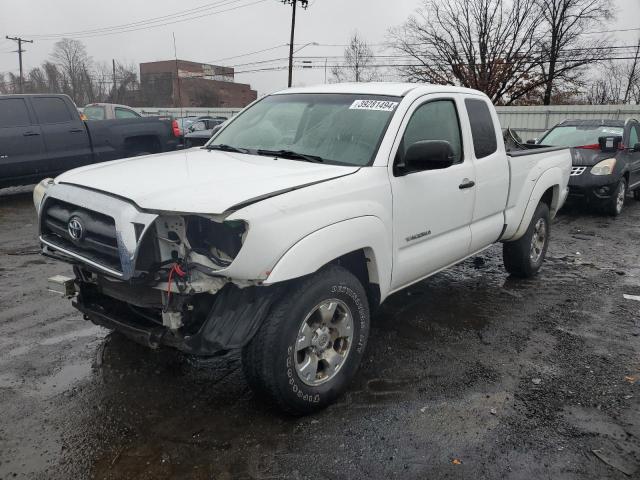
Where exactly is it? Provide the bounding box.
[0,94,180,188]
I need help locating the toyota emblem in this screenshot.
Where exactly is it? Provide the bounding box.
[67,217,84,241]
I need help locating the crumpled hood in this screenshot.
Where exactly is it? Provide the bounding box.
[55,148,359,214]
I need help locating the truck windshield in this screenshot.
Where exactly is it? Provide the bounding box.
[540,125,623,147]
[208,93,402,166]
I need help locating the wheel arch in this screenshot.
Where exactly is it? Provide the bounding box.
[263,216,391,305]
[504,168,563,242]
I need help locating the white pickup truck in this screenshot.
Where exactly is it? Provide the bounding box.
[35,83,571,414]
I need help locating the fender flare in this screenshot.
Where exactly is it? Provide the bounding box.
[505,167,563,242]
[263,216,392,300]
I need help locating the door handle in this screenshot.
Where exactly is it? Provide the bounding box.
[69,128,84,133]
[459,179,476,189]
[23,131,40,136]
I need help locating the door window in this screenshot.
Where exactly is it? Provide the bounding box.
[465,98,498,158]
[0,98,31,127]
[115,107,140,119]
[32,97,73,124]
[630,125,639,148]
[400,99,463,165]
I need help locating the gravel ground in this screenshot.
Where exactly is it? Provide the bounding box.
[0,185,639,480]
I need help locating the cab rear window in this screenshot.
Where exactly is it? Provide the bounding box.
[83,106,106,120]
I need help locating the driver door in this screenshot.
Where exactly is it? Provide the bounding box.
[389,95,476,291]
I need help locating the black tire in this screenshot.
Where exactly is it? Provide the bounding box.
[503,202,550,278]
[242,265,370,415]
[605,178,626,216]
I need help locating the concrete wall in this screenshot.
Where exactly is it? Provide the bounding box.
[138,107,243,118]
[496,105,640,141]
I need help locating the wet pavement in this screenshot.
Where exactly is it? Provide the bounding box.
[0,186,639,479]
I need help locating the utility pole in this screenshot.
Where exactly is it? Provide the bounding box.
[112,59,117,102]
[623,39,640,105]
[5,36,33,93]
[282,0,309,88]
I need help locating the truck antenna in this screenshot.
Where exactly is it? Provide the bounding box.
[173,32,184,119]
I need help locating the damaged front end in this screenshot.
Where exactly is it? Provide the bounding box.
[38,183,281,355]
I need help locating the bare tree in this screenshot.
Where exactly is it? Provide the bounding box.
[536,0,613,105]
[331,32,377,83]
[581,42,640,105]
[583,61,627,104]
[390,0,544,105]
[51,38,94,105]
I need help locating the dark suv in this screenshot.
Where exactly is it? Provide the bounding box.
[537,119,640,215]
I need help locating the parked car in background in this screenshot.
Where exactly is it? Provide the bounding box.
[173,116,198,137]
[536,119,640,216]
[83,103,142,120]
[35,83,571,414]
[0,94,180,188]
[184,118,226,147]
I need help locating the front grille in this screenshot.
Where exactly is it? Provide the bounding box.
[571,166,587,176]
[41,198,121,272]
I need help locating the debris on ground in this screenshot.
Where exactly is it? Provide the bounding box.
[592,448,639,476]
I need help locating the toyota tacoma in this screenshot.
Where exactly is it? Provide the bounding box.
[35,83,571,414]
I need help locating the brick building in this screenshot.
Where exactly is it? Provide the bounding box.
[139,60,257,108]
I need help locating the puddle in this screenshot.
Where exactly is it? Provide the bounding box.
[37,362,93,396]
[40,325,105,346]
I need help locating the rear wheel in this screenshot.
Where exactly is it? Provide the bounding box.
[242,265,370,415]
[606,178,626,216]
[503,202,550,278]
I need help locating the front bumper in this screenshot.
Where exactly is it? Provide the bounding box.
[568,171,620,203]
[76,281,283,356]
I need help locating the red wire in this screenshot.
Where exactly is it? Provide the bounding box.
[165,263,186,309]
[166,264,175,306]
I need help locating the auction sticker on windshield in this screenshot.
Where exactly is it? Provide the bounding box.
[349,100,399,112]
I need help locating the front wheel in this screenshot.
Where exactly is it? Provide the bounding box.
[606,178,626,216]
[242,265,370,415]
[503,202,550,278]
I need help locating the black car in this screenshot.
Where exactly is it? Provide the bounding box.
[537,119,640,216]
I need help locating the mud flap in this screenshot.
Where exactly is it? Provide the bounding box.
[183,284,284,355]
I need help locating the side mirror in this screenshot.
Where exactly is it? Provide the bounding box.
[402,140,455,173]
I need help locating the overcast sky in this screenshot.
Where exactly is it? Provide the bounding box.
[1,0,639,97]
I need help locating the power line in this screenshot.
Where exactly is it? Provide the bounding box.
[23,0,269,40]
[205,43,289,63]
[25,0,248,38]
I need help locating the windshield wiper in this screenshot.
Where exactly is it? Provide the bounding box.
[206,144,249,154]
[256,149,325,163]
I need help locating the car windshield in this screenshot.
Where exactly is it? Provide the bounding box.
[208,93,402,166]
[540,125,624,147]
[83,105,105,120]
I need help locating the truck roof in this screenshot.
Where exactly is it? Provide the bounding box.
[558,119,627,127]
[275,82,487,98]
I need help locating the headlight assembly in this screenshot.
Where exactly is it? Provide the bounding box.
[33,178,54,213]
[590,158,616,176]
[185,216,247,268]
